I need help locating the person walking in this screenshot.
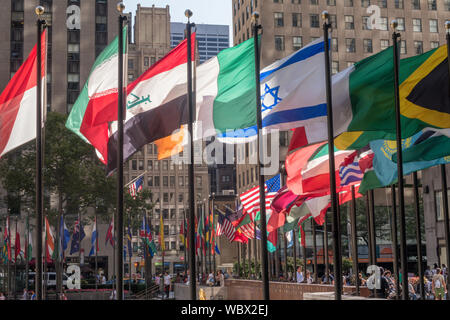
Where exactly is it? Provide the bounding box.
[163,272,171,299]
[296,266,304,283]
[22,289,28,300]
[432,268,447,300]
[0,292,5,300]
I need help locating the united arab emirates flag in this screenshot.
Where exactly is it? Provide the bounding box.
[333,45,449,150]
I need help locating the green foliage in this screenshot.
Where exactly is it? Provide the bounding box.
[342,257,353,273]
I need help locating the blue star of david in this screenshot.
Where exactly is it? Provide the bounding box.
[261,83,282,111]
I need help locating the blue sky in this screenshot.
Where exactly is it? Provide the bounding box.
[124,0,232,34]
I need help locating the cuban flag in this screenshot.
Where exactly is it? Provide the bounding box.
[129,176,144,198]
[218,37,331,143]
[89,218,99,256]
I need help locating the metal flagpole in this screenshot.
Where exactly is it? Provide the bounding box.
[78,212,82,300]
[35,5,45,301]
[25,212,29,293]
[293,228,297,282]
[324,214,329,282]
[412,172,424,299]
[95,212,98,293]
[391,20,409,300]
[237,242,240,277]
[128,223,132,298]
[302,234,307,282]
[14,216,17,300]
[369,190,377,265]
[116,2,127,301]
[390,185,400,300]
[251,11,269,300]
[322,11,342,299]
[312,220,318,283]
[211,194,216,273]
[443,22,450,300]
[350,185,359,295]
[283,231,288,280]
[365,194,374,266]
[56,209,61,299]
[274,231,280,279]
[253,218,257,278]
[185,9,197,300]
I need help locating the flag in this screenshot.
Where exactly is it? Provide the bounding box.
[128,176,144,198]
[224,203,244,226]
[196,209,203,255]
[61,216,71,252]
[4,217,11,262]
[15,228,21,263]
[65,26,128,164]
[334,45,450,150]
[44,217,55,260]
[216,211,236,242]
[359,130,450,193]
[236,213,255,240]
[105,33,196,173]
[213,38,329,143]
[89,218,99,257]
[286,230,294,249]
[194,36,258,142]
[179,220,186,246]
[127,222,132,260]
[146,217,157,257]
[339,152,365,187]
[105,216,115,247]
[0,30,47,158]
[70,219,86,255]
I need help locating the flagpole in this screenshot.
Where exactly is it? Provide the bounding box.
[185,9,197,300]
[116,2,127,301]
[95,211,98,293]
[324,214,329,282]
[44,213,47,300]
[34,5,45,301]
[390,185,400,300]
[302,233,307,282]
[369,190,377,265]
[237,242,240,277]
[411,172,424,299]
[128,222,132,298]
[251,11,269,300]
[56,207,61,299]
[391,20,409,300]
[322,11,342,299]
[293,228,297,282]
[365,194,373,266]
[211,194,216,273]
[312,219,318,283]
[442,22,450,300]
[78,211,82,300]
[143,211,148,300]
[350,185,359,295]
[25,211,29,293]
[183,207,187,276]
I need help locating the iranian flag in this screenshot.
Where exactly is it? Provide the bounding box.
[0,30,47,157]
[66,26,128,164]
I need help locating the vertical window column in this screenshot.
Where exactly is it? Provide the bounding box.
[10,0,24,79]
[95,0,108,58]
[67,0,81,113]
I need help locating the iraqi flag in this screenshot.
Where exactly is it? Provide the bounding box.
[0,30,47,157]
[106,32,196,174]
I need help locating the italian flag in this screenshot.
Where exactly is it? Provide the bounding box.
[0,30,47,157]
[194,37,257,141]
[66,26,128,164]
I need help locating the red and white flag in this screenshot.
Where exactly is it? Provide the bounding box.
[0,30,47,158]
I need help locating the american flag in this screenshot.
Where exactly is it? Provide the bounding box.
[239,174,281,219]
[128,176,144,198]
[216,211,236,242]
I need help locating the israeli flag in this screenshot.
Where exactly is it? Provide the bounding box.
[218,38,327,143]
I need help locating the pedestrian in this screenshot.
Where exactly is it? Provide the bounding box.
[207,271,215,286]
[0,292,5,300]
[432,263,438,276]
[432,268,447,300]
[22,289,28,300]
[306,270,313,284]
[375,268,390,299]
[163,272,171,299]
[101,274,106,285]
[109,289,117,300]
[296,266,304,283]
[408,277,417,300]
[30,291,36,300]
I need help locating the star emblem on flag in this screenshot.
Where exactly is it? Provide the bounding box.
[261,83,282,112]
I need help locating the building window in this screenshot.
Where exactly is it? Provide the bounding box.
[435,190,450,221]
[427,0,437,10]
[400,40,407,55]
[154,176,160,187]
[331,38,338,52]
[379,17,388,31]
[332,61,339,75]
[147,176,153,187]
[446,0,450,10]
[380,39,389,51]
[310,0,318,4]
[345,0,354,6]
[163,160,168,171]
[292,13,301,27]
[95,0,108,58]
[179,176,184,187]
[378,0,387,7]
[363,39,373,53]
[397,18,405,31]
[412,0,420,9]
[413,19,422,32]
[139,160,144,170]
[346,38,356,53]
[310,14,319,28]
[345,16,354,30]
[170,176,175,187]
[429,19,438,33]
[274,12,284,27]
[361,0,370,7]
[274,0,283,3]
[327,0,336,5]
[414,41,423,55]
[132,160,137,170]
[196,176,202,186]
[329,15,337,29]
[163,176,168,187]
[347,61,355,67]
[362,17,370,30]
[293,36,303,50]
[275,36,285,51]
[395,0,404,8]
[430,41,439,49]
